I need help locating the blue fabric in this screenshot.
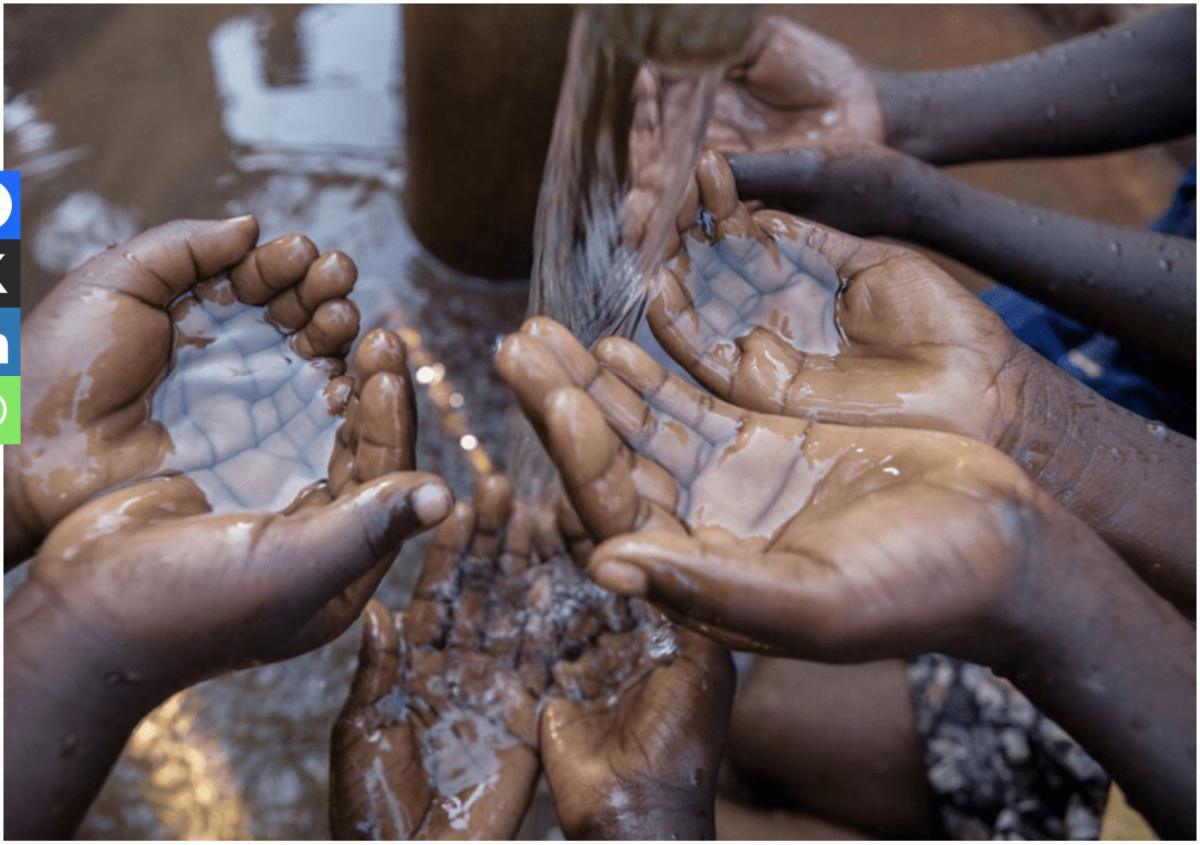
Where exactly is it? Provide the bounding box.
[980,165,1195,435]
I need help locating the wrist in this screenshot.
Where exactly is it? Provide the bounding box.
[5,578,172,838]
[570,792,715,839]
[6,576,172,726]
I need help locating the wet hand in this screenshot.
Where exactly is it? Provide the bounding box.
[331,476,541,840]
[498,316,1049,665]
[707,17,884,153]
[650,151,1027,449]
[18,322,451,703]
[6,217,367,563]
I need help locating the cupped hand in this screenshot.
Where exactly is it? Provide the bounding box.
[497,317,1048,665]
[707,16,884,153]
[6,217,366,563]
[19,322,452,701]
[650,150,1027,450]
[331,476,541,840]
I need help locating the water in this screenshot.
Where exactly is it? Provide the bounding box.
[151,274,347,513]
[528,13,724,348]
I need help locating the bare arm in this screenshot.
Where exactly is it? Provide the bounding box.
[727,144,1196,364]
[874,7,1196,164]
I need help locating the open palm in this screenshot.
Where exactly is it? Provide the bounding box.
[498,317,1044,664]
[649,151,1025,449]
[707,16,884,153]
[7,217,364,563]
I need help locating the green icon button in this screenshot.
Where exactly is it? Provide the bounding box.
[0,376,20,444]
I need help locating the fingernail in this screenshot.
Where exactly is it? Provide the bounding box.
[412,483,452,525]
[591,559,648,597]
[225,213,256,224]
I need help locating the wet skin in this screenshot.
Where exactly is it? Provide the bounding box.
[332,475,734,840]
[496,316,1195,837]
[4,220,453,839]
[650,151,1196,615]
[726,139,1197,366]
[706,16,884,154]
[5,217,368,565]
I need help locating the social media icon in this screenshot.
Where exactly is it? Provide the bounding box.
[0,172,20,239]
[0,239,20,307]
[0,308,20,376]
[0,377,19,444]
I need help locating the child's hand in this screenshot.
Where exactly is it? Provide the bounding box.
[7,217,367,562]
[707,17,884,153]
[497,316,1047,665]
[540,619,733,839]
[651,150,1025,451]
[331,477,540,840]
[20,321,450,700]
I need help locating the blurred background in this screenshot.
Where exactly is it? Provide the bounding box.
[3,3,1189,839]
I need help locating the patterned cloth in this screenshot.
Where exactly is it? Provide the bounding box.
[908,654,1110,840]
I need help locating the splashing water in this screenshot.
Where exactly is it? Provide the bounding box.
[511,7,746,493]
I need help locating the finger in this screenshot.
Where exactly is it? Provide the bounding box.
[354,370,416,482]
[495,328,584,427]
[592,337,741,482]
[258,472,452,609]
[293,298,360,359]
[647,266,741,394]
[499,501,534,576]
[266,250,358,330]
[471,474,513,559]
[346,599,401,708]
[71,216,260,306]
[543,387,645,541]
[353,327,409,392]
[695,149,741,223]
[588,530,821,648]
[406,501,474,647]
[230,233,318,305]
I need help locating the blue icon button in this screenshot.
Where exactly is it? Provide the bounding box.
[0,308,20,376]
[0,171,20,239]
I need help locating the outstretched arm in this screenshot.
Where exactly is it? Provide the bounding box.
[728,143,1196,364]
[874,6,1196,164]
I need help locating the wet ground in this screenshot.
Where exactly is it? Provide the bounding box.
[3,3,1185,839]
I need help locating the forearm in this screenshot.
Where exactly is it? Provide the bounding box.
[902,159,1195,363]
[728,147,1196,362]
[1000,507,1195,838]
[4,579,165,838]
[874,7,1196,164]
[1003,344,1196,613]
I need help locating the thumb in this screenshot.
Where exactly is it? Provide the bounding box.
[74,216,261,306]
[588,530,827,654]
[258,472,453,610]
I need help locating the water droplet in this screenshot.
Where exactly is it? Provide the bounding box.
[60,732,79,758]
[1044,104,1057,120]
[1108,241,1123,257]
[1030,214,1044,226]
[1147,421,1168,440]
[1158,257,1173,272]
